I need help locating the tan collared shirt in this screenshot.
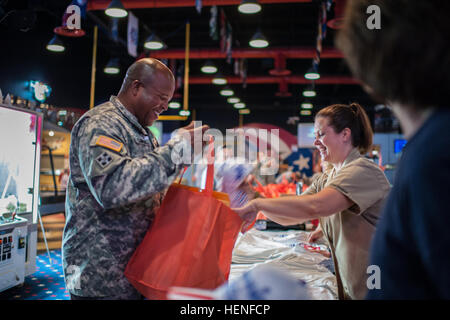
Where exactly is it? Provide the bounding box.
[303,148,391,299]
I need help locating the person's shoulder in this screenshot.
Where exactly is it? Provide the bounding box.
[71,106,127,144]
[340,156,390,189]
[76,102,124,131]
[347,156,384,174]
[411,109,450,146]
[404,110,450,168]
[86,101,121,123]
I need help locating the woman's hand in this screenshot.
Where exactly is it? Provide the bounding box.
[237,175,257,200]
[232,199,259,232]
[307,225,323,243]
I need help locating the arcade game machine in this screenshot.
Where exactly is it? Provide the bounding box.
[0,103,42,292]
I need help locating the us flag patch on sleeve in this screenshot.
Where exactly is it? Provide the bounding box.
[95,135,123,152]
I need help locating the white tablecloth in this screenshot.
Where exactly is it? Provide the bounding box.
[229,228,338,300]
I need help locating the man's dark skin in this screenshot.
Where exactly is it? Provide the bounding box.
[117,57,208,147]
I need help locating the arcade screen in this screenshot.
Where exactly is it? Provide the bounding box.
[394,139,407,154]
[0,105,41,220]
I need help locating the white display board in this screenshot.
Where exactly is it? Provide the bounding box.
[297,123,316,148]
[0,104,42,277]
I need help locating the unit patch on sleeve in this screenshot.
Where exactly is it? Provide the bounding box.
[95,151,113,168]
[95,135,123,152]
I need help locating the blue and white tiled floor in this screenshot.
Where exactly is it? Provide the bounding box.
[0,249,70,300]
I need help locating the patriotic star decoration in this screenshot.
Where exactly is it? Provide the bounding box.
[294,154,310,171]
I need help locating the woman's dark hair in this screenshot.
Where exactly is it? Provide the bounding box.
[336,0,450,110]
[316,103,373,154]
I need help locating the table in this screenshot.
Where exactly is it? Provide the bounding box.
[229,228,338,300]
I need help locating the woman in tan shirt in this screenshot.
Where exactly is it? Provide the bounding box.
[234,103,391,300]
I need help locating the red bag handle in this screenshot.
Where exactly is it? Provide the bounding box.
[204,135,215,196]
[177,166,188,184]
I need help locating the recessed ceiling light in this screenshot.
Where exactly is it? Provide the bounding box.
[249,30,269,48]
[46,35,65,52]
[169,101,181,109]
[302,90,316,97]
[227,97,240,104]
[234,103,246,109]
[179,110,190,116]
[238,0,261,14]
[105,0,128,18]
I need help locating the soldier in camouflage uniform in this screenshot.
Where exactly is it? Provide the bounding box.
[62,58,208,299]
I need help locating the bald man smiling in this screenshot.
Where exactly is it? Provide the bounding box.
[62,58,208,300]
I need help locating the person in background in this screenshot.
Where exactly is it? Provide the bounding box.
[336,0,450,299]
[58,168,70,191]
[234,103,391,299]
[62,58,208,300]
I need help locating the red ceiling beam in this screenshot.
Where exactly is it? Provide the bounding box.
[148,47,343,59]
[189,75,359,85]
[88,0,312,10]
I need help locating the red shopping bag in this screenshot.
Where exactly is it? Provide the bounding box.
[124,140,244,299]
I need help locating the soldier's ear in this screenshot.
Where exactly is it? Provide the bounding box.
[130,80,141,96]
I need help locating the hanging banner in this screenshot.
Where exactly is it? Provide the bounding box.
[74,0,88,18]
[226,21,233,64]
[127,12,139,58]
[209,5,218,40]
[240,58,248,88]
[196,0,202,14]
[111,18,119,43]
[220,9,226,53]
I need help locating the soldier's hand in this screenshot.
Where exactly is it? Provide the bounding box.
[178,121,210,148]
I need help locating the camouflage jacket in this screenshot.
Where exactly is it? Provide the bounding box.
[62,96,188,297]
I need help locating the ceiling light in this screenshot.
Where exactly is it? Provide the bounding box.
[234,103,246,109]
[249,30,269,48]
[105,0,128,18]
[169,101,181,109]
[144,33,164,50]
[46,35,65,52]
[239,108,251,114]
[238,0,261,14]
[304,67,320,80]
[300,110,312,116]
[49,131,55,137]
[201,60,217,74]
[227,97,240,104]
[301,102,313,109]
[179,110,191,116]
[302,89,316,97]
[104,58,120,74]
[220,87,234,96]
[212,74,227,85]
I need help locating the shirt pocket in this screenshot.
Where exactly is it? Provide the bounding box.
[129,137,155,157]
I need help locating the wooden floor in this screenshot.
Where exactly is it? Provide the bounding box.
[37,213,65,253]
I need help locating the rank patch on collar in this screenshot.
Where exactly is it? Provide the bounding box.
[96,152,113,168]
[95,135,123,152]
